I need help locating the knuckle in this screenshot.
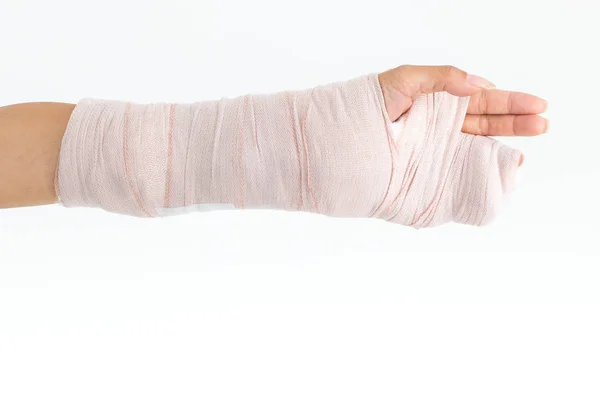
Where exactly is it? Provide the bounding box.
[512,116,518,135]
[478,91,488,114]
[439,65,462,79]
[479,115,489,134]
[507,93,514,114]
[395,65,412,76]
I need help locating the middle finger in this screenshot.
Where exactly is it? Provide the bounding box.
[467,90,548,115]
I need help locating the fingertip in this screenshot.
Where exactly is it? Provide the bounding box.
[535,116,549,135]
[518,154,524,167]
[525,96,548,114]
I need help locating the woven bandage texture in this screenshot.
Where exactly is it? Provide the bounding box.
[55,74,521,227]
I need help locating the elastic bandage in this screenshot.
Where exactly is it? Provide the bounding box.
[55,74,521,227]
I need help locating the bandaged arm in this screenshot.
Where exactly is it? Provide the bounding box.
[3,74,522,227]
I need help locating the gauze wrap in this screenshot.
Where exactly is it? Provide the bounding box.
[55,74,521,227]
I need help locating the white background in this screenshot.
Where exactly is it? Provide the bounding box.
[1,0,599,399]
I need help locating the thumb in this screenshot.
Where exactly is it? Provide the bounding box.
[379,65,495,121]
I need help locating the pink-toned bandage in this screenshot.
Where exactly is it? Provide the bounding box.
[55,74,521,227]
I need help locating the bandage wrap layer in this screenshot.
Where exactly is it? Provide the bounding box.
[55,74,521,227]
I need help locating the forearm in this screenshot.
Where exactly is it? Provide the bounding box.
[0,102,75,208]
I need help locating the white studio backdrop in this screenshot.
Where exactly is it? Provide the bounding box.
[0,0,598,399]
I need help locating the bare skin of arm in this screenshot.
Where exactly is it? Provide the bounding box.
[0,65,547,209]
[0,102,75,208]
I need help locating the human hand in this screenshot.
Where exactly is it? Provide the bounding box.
[379,65,548,165]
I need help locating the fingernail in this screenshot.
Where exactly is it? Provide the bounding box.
[518,154,524,167]
[544,119,549,133]
[466,74,495,89]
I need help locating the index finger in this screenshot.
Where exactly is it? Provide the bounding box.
[467,90,548,115]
